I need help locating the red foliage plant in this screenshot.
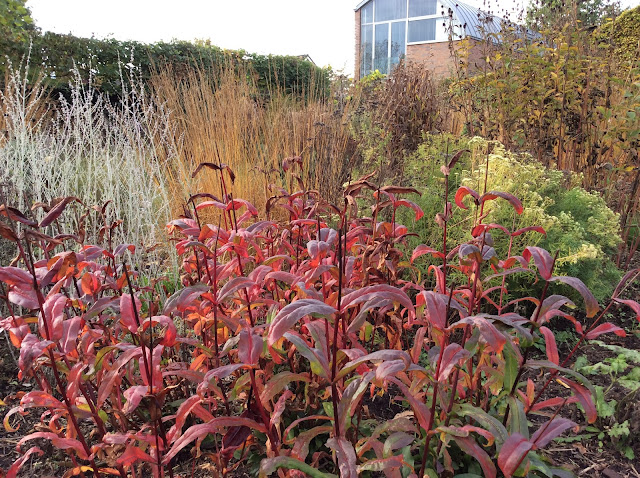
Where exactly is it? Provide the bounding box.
[0,155,639,478]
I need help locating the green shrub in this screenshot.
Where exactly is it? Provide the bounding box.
[399,135,622,303]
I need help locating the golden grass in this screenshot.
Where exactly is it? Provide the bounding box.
[151,62,356,220]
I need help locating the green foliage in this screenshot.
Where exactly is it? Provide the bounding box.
[597,5,640,63]
[526,0,621,29]
[574,341,640,458]
[350,62,441,182]
[0,0,37,70]
[400,136,622,302]
[2,30,329,100]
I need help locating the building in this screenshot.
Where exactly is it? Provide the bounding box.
[354,0,528,79]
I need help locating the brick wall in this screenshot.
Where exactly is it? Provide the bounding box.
[355,10,361,80]
[405,39,489,79]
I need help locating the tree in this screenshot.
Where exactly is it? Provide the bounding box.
[0,0,38,74]
[526,0,621,30]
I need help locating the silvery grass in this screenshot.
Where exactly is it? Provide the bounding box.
[0,58,179,282]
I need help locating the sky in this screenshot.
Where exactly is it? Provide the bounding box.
[27,0,639,76]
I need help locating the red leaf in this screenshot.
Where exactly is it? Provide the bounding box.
[238,329,263,366]
[5,447,43,478]
[411,245,445,263]
[122,386,148,414]
[511,226,546,237]
[471,223,510,237]
[61,316,83,353]
[120,293,141,333]
[39,197,82,228]
[391,379,431,431]
[394,199,424,220]
[562,378,597,424]
[437,343,469,382]
[451,435,497,478]
[218,277,255,303]
[498,433,534,478]
[549,276,599,318]
[539,326,559,365]
[585,323,626,340]
[267,299,336,347]
[523,247,554,281]
[18,432,88,460]
[20,390,64,410]
[19,334,54,372]
[327,437,358,478]
[163,417,266,464]
[0,267,33,286]
[117,446,155,466]
[613,298,640,322]
[341,284,414,316]
[454,186,480,210]
[531,417,577,448]
[480,191,524,214]
[451,316,507,353]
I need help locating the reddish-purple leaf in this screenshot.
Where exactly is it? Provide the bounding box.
[451,316,507,353]
[327,437,358,478]
[539,326,559,365]
[395,199,424,220]
[480,191,523,215]
[511,226,546,237]
[163,284,209,315]
[411,245,445,263]
[585,323,626,340]
[117,446,155,466]
[472,223,511,237]
[267,299,336,347]
[549,276,599,318]
[416,291,449,330]
[19,334,54,372]
[531,417,577,448]
[163,417,266,463]
[261,372,310,404]
[454,186,480,210]
[61,316,83,353]
[341,284,414,311]
[562,378,597,424]
[122,386,148,415]
[437,343,470,382]
[238,329,263,366]
[39,197,81,228]
[523,247,554,281]
[18,432,88,460]
[613,298,640,322]
[336,350,411,381]
[498,433,534,478]
[452,435,497,478]
[391,379,431,431]
[120,293,141,333]
[20,390,64,410]
[5,447,43,478]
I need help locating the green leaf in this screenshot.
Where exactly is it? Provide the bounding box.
[259,456,336,478]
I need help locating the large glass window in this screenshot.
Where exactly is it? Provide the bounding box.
[359,0,443,76]
[374,23,390,74]
[409,0,437,17]
[361,1,374,24]
[375,0,407,22]
[390,21,406,67]
[408,18,436,42]
[361,24,373,77]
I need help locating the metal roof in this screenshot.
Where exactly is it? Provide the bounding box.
[354,0,537,41]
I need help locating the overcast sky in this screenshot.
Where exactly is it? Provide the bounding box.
[27,0,639,76]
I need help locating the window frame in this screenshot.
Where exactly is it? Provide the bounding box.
[360,0,447,76]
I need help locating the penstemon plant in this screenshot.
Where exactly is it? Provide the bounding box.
[1,152,639,478]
